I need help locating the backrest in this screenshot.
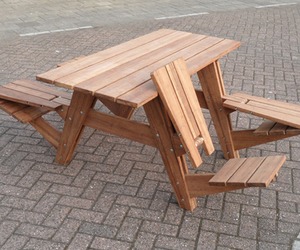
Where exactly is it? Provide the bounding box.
[151,58,214,167]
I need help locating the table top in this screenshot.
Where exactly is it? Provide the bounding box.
[37,29,240,108]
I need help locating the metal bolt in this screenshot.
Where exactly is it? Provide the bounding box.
[170,149,174,152]
[176,182,180,185]
[156,133,160,137]
[80,111,84,115]
[63,144,66,147]
[68,117,72,121]
[61,109,64,112]
[179,144,183,148]
[181,199,184,202]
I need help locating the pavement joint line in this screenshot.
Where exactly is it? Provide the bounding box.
[19,26,93,37]
[154,12,209,20]
[255,2,296,8]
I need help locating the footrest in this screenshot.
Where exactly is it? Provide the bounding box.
[209,156,286,187]
[254,120,300,136]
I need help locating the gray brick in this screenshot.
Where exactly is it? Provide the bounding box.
[40,173,73,185]
[218,234,257,250]
[0,183,28,197]
[67,233,93,250]
[43,205,71,228]
[117,217,142,242]
[0,220,20,245]
[238,215,258,239]
[128,207,163,221]
[104,204,129,227]
[79,222,118,238]
[33,193,61,214]
[134,232,156,249]
[116,195,151,208]
[141,221,178,236]
[81,180,105,200]
[49,184,83,196]
[25,181,52,200]
[93,193,117,213]
[58,196,94,209]
[68,208,105,224]
[17,170,43,188]
[16,223,56,239]
[52,218,81,243]
[71,169,95,188]
[164,203,184,225]
[1,196,36,210]
[155,235,195,249]
[1,235,29,250]
[197,230,218,250]
[179,216,201,240]
[23,239,66,250]
[6,209,45,224]
[91,237,131,250]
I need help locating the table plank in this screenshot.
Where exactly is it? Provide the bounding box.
[117,39,239,107]
[95,36,223,105]
[60,31,193,88]
[37,29,175,84]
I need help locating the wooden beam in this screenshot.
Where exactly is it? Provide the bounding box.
[185,173,243,197]
[30,117,61,149]
[84,109,156,148]
[98,97,135,119]
[231,129,297,150]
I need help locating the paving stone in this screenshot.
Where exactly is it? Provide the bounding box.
[91,237,131,250]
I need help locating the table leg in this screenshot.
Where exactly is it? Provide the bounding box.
[144,97,197,211]
[197,61,239,159]
[56,91,96,165]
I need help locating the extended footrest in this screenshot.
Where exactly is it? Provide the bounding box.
[209,156,286,187]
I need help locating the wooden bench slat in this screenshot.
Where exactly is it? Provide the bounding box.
[37,29,176,84]
[254,120,276,135]
[13,106,50,123]
[269,122,289,135]
[226,157,266,186]
[0,86,60,110]
[13,80,72,99]
[223,99,300,129]
[4,82,56,100]
[0,99,28,114]
[233,92,300,112]
[247,155,286,187]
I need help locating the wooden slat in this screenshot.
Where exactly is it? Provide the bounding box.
[224,99,300,129]
[72,33,204,92]
[152,62,202,167]
[226,157,266,186]
[254,120,276,135]
[247,155,286,187]
[286,126,300,134]
[208,158,246,186]
[187,39,240,75]
[0,99,28,114]
[269,122,289,135]
[0,86,60,110]
[172,59,214,155]
[52,97,71,106]
[234,92,300,112]
[13,106,50,123]
[14,80,72,99]
[4,82,56,100]
[95,36,223,105]
[37,29,176,84]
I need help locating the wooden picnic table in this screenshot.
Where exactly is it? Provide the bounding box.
[35,29,242,210]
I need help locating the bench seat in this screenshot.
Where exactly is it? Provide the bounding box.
[223,93,300,129]
[0,80,71,123]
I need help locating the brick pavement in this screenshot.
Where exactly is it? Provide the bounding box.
[1,3,300,250]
